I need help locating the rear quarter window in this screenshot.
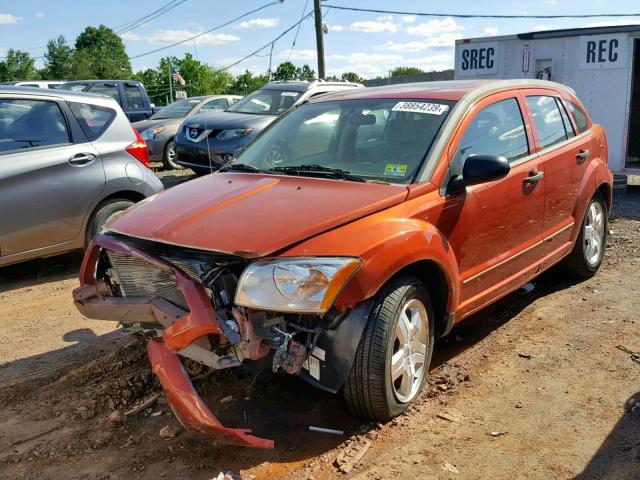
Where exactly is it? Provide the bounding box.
[567,101,590,133]
[68,102,117,141]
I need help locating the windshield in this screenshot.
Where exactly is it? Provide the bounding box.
[151,98,200,119]
[226,89,301,115]
[234,98,454,184]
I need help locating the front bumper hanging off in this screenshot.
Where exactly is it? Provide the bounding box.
[74,234,274,449]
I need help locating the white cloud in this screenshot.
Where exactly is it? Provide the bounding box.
[546,0,558,4]
[120,32,143,41]
[379,32,464,52]
[348,52,403,63]
[147,30,240,45]
[329,24,344,32]
[350,20,398,34]
[0,13,22,24]
[484,27,499,36]
[407,17,463,37]
[35,12,45,19]
[377,15,394,22]
[234,17,279,29]
[278,49,317,60]
[401,15,416,23]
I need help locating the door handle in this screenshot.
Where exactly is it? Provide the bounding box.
[523,171,544,184]
[576,149,590,163]
[68,153,96,166]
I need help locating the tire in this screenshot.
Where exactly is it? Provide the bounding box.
[261,143,288,169]
[162,140,183,170]
[85,199,134,247]
[344,276,435,421]
[562,192,608,278]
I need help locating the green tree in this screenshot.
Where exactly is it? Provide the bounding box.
[75,25,132,78]
[272,61,297,81]
[296,64,316,81]
[0,49,37,82]
[158,54,233,99]
[341,71,363,83]
[43,35,73,80]
[228,70,269,95]
[391,66,424,77]
[69,49,96,80]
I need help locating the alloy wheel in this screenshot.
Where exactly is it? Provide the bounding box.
[390,298,429,403]
[584,201,605,267]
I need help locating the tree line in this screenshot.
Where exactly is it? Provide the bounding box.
[0,24,435,106]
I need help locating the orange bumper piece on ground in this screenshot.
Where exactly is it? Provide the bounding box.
[147,337,275,449]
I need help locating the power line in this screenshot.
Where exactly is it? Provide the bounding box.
[117,0,189,34]
[212,11,314,75]
[323,4,640,19]
[287,0,310,61]
[128,0,285,60]
[116,0,181,32]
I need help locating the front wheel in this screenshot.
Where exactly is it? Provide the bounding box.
[344,276,434,421]
[562,192,608,278]
[162,140,183,170]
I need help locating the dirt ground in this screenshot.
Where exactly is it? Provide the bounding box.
[0,170,638,480]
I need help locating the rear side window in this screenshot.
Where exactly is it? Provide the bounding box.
[91,83,121,103]
[526,95,567,149]
[123,84,145,111]
[567,101,589,133]
[456,98,529,167]
[69,102,116,141]
[556,99,575,138]
[0,99,70,153]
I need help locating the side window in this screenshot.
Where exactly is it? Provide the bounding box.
[556,98,575,138]
[123,84,145,111]
[68,102,116,141]
[200,98,228,111]
[455,98,529,171]
[0,99,70,154]
[567,101,589,133]
[90,83,121,103]
[526,95,567,149]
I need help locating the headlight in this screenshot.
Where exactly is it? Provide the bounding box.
[140,126,165,141]
[235,257,361,313]
[216,129,252,141]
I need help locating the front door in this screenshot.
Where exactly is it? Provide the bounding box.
[443,92,546,316]
[0,96,104,258]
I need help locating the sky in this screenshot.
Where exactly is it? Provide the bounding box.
[1,0,639,79]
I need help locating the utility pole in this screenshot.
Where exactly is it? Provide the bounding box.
[168,62,173,102]
[313,0,325,79]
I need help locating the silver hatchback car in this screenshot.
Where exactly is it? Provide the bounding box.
[0,87,163,267]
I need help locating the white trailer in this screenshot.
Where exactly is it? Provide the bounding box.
[454,25,640,174]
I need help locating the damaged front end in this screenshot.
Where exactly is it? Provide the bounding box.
[73,233,365,448]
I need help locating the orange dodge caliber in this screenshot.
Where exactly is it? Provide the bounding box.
[74,79,612,448]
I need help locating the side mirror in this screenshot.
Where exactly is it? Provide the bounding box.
[449,154,510,190]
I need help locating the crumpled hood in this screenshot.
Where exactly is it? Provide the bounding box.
[183,111,276,131]
[106,173,408,257]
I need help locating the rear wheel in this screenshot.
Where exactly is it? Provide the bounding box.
[85,198,134,248]
[162,140,183,170]
[562,192,608,278]
[344,276,434,421]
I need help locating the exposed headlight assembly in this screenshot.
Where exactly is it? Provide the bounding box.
[140,126,165,141]
[235,257,361,313]
[216,129,253,141]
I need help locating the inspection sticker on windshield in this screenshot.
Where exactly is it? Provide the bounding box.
[384,163,408,176]
[392,101,449,115]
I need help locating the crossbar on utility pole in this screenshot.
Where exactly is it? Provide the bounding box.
[314,0,325,79]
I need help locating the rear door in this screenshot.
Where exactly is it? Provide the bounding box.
[122,83,151,122]
[522,90,593,257]
[0,95,103,257]
[443,91,545,316]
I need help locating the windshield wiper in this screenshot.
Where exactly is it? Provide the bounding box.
[272,164,367,183]
[219,163,274,174]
